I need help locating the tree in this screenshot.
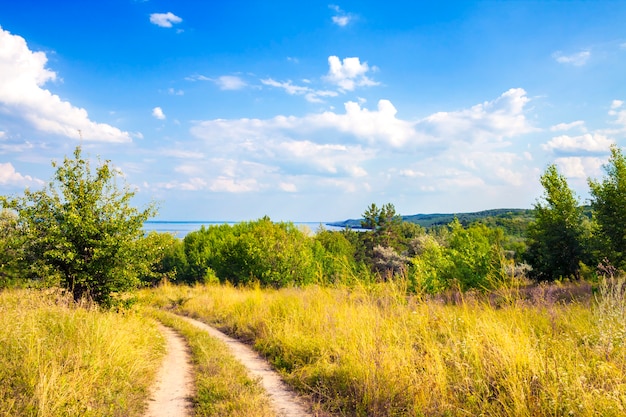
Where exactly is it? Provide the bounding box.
[524,164,585,281]
[589,145,626,269]
[1,147,157,306]
[0,209,27,287]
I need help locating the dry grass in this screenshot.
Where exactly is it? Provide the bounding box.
[0,288,164,417]
[146,280,626,416]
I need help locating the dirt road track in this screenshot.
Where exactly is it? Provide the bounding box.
[145,323,193,417]
[145,316,313,417]
[178,315,314,417]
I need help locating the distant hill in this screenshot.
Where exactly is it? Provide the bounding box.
[328,208,535,236]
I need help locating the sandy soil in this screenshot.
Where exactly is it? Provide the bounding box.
[179,315,314,417]
[144,323,194,417]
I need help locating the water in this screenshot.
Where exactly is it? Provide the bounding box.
[143,220,343,238]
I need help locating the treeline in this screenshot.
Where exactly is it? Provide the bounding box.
[160,145,626,292]
[1,144,625,305]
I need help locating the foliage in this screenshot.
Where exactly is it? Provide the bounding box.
[589,144,626,269]
[0,209,27,287]
[177,217,324,286]
[409,220,508,293]
[525,164,586,281]
[0,147,157,306]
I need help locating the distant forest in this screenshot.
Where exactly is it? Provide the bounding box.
[329,208,536,236]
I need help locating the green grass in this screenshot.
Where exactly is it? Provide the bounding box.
[145,307,276,417]
[0,288,164,417]
[146,280,626,416]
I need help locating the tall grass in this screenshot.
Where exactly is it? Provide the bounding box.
[149,281,626,416]
[0,289,164,417]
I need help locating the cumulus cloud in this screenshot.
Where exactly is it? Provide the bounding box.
[324,56,379,91]
[192,99,425,148]
[0,26,131,143]
[552,50,590,66]
[542,133,613,154]
[555,156,604,179]
[149,12,182,28]
[152,106,166,120]
[0,162,43,186]
[420,88,536,142]
[182,89,539,196]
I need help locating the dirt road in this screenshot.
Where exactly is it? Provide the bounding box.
[146,316,313,417]
[144,324,194,417]
[179,315,313,417]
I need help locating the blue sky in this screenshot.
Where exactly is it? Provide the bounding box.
[1,1,626,221]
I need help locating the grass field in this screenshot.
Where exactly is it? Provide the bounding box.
[147,280,626,417]
[0,289,164,417]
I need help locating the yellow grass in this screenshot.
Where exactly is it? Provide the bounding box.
[0,289,164,417]
[147,281,626,416]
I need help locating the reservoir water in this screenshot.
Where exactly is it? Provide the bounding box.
[143,220,343,238]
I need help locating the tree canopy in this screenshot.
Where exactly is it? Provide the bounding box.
[589,145,626,269]
[1,147,158,306]
[524,164,585,281]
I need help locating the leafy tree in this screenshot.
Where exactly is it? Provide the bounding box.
[1,147,157,306]
[0,209,27,287]
[589,145,626,269]
[524,164,585,281]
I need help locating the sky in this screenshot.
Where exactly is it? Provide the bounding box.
[1,1,626,222]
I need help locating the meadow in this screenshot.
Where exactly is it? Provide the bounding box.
[146,279,626,417]
[0,289,164,417]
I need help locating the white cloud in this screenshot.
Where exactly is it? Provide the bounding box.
[608,99,626,128]
[0,26,131,143]
[279,182,297,192]
[398,169,426,178]
[262,78,310,95]
[555,156,604,179]
[543,133,613,154]
[329,5,352,27]
[552,50,590,66]
[182,90,538,199]
[216,75,247,90]
[0,162,43,186]
[324,56,379,91]
[152,107,166,120]
[261,78,338,103]
[192,99,426,148]
[168,88,184,96]
[149,12,182,28]
[550,120,586,132]
[185,74,212,82]
[421,88,536,142]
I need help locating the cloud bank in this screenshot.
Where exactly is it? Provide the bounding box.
[0,26,131,143]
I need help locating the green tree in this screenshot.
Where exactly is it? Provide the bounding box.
[0,209,27,287]
[524,164,585,281]
[1,147,157,306]
[589,145,626,269]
